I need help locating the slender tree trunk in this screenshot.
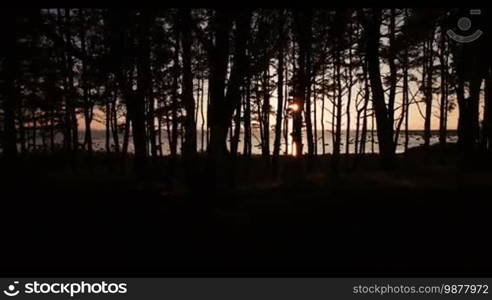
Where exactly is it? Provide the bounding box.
[394,40,409,151]
[83,97,93,154]
[256,79,264,151]
[333,45,343,171]
[404,65,410,152]
[111,86,120,153]
[438,26,447,147]
[80,19,93,155]
[121,106,130,158]
[469,75,482,149]
[273,12,285,177]
[360,57,370,155]
[165,108,172,155]
[273,47,285,158]
[243,76,252,156]
[321,63,326,155]
[157,99,163,157]
[387,9,397,145]
[179,8,197,159]
[65,9,78,157]
[261,68,270,157]
[331,78,336,153]
[360,109,367,154]
[345,21,354,158]
[105,90,111,153]
[345,75,352,158]
[170,17,180,159]
[355,105,361,156]
[456,67,467,151]
[424,30,435,152]
[400,46,410,153]
[58,9,71,152]
[371,111,375,154]
[313,81,318,155]
[283,52,289,155]
[132,11,152,174]
[304,11,314,167]
[147,85,157,158]
[231,95,241,156]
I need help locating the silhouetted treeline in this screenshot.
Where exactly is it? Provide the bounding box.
[1,8,492,179]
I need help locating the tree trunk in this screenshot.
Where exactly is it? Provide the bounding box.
[438,26,448,147]
[345,21,354,159]
[231,96,241,156]
[132,11,151,174]
[292,10,311,159]
[424,31,435,152]
[273,11,285,177]
[261,68,270,157]
[65,9,78,157]
[321,63,326,155]
[456,45,481,153]
[387,9,397,146]
[364,9,396,168]
[105,90,111,153]
[111,86,120,153]
[359,57,370,155]
[243,76,252,157]
[404,53,410,153]
[304,11,314,167]
[333,45,343,172]
[179,8,197,159]
[170,16,180,159]
[58,9,72,152]
[207,10,233,191]
[80,17,93,155]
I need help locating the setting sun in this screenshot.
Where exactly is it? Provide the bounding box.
[289,103,300,112]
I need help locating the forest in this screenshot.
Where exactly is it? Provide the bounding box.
[1,8,492,275]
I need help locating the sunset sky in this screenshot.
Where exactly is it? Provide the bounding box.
[84,88,464,132]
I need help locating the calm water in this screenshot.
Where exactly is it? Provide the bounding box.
[18,129,458,155]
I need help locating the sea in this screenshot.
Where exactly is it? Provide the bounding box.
[17,129,457,155]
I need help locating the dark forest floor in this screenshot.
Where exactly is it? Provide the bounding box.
[1,144,492,276]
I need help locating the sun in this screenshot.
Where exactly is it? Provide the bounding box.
[289,103,300,112]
